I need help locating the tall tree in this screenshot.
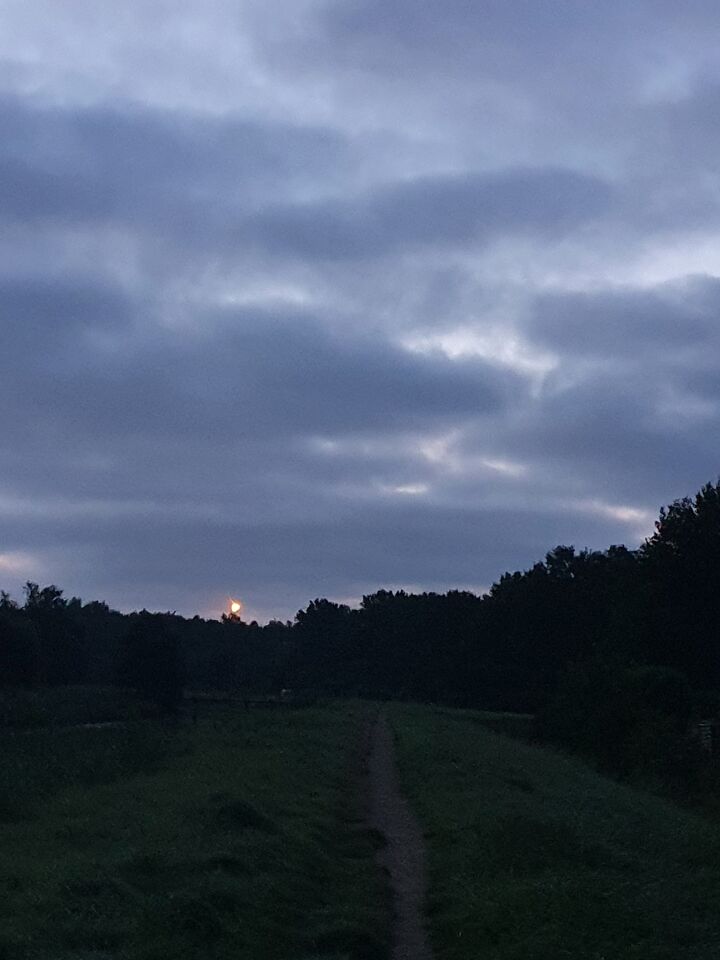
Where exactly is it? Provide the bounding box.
[642,481,720,684]
[23,582,87,684]
[119,612,184,714]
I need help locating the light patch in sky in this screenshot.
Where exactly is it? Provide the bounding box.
[573,499,656,540]
[636,56,696,104]
[402,327,557,382]
[383,483,429,496]
[0,551,41,577]
[311,436,341,454]
[219,282,317,309]
[481,458,527,478]
[418,436,526,481]
[418,430,463,470]
[629,234,720,288]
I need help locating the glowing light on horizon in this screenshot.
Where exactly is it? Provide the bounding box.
[229,598,243,616]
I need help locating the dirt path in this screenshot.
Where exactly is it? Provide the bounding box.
[367,713,434,960]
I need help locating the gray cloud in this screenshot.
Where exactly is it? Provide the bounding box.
[0,91,614,267]
[0,95,352,233]
[248,168,612,260]
[483,366,720,509]
[1,2,719,617]
[529,276,720,360]
[2,288,517,444]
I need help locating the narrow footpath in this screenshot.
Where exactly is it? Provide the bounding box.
[367,713,434,960]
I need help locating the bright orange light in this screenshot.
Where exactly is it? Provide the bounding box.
[230,600,242,615]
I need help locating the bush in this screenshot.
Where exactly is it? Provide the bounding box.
[538,660,700,785]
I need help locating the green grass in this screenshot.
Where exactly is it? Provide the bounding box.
[0,721,181,821]
[391,704,720,960]
[14,696,718,960]
[0,702,389,960]
[439,708,536,741]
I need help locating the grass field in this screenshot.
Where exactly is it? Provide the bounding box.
[0,721,179,823]
[0,702,389,960]
[391,704,720,960]
[7,695,720,959]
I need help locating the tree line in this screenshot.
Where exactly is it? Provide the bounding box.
[2,480,720,780]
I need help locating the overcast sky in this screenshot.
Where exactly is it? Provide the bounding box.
[1,1,719,620]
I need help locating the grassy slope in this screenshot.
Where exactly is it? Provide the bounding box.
[0,703,389,960]
[391,704,720,960]
[0,722,177,822]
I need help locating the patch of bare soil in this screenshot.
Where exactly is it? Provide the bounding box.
[367,713,434,960]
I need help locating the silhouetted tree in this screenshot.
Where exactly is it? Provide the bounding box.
[23,582,87,684]
[0,606,40,686]
[294,598,355,692]
[119,612,184,714]
[642,480,720,684]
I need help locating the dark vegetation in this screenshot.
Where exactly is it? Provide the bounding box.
[3,479,720,794]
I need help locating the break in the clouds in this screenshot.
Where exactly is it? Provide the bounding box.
[1,1,720,620]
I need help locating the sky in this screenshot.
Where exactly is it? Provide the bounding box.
[1,1,720,621]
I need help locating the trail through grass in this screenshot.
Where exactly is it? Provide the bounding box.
[368,713,433,960]
[0,703,389,960]
[391,704,720,960]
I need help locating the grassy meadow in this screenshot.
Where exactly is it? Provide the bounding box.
[6,693,720,960]
[391,704,720,960]
[0,700,389,960]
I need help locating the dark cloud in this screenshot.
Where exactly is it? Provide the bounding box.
[248,167,612,260]
[1,288,517,446]
[1,2,719,617]
[0,95,613,265]
[0,95,352,230]
[529,276,720,359]
[1,276,133,346]
[488,370,720,507]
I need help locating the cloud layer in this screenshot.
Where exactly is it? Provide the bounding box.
[2,1,719,618]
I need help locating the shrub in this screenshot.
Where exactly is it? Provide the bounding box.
[538,660,701,787]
